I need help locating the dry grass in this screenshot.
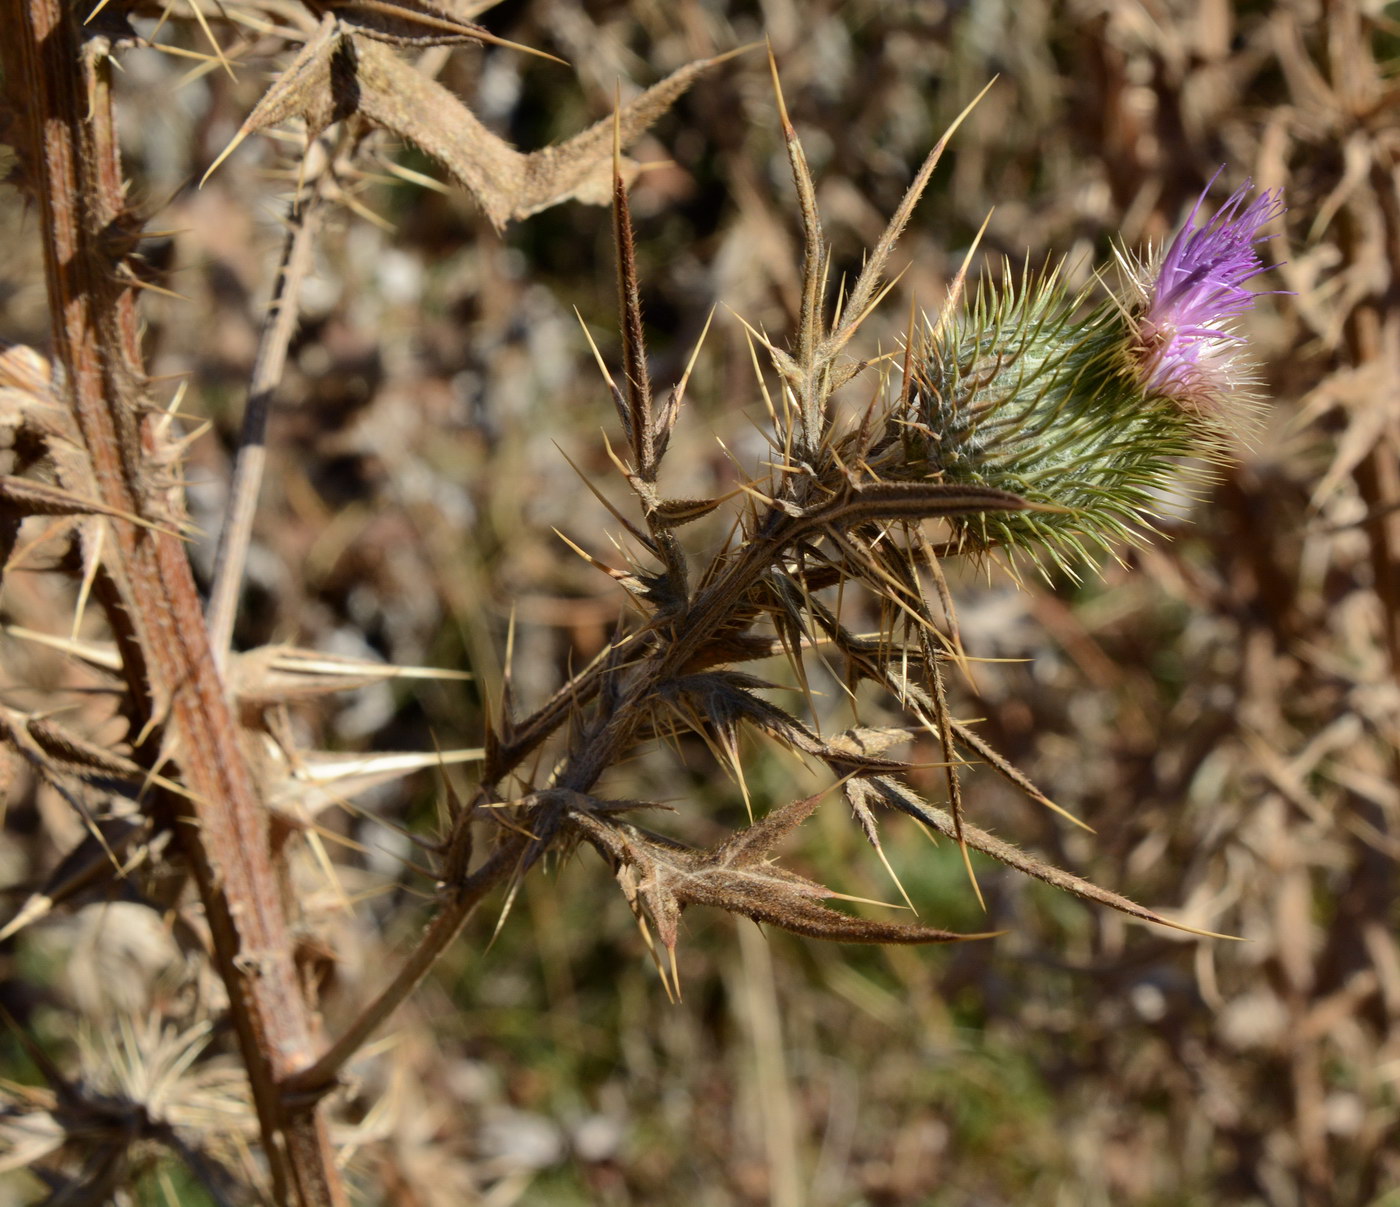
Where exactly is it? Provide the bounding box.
[2,1,1398,1204]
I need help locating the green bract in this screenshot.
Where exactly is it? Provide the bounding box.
[894,266,1230,575]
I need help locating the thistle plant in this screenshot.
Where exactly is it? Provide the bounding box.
[890,177,1285,572]
[1131,177,1286,408]
[494,88,1286,982]
[0,6,1291,1200]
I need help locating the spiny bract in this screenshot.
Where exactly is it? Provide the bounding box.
[892,176,1284,574]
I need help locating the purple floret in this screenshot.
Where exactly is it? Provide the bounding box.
[1136,172,1285,403]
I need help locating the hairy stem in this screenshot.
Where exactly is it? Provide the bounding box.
[286,827,529,1099]
[4,10,346,1204]
[556,513,791,792]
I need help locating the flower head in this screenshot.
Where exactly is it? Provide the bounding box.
[1132,174,1285,411]
[889,173,1286,576]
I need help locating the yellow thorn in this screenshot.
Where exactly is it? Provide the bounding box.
[766,40,795,140]
[573,308,622,394]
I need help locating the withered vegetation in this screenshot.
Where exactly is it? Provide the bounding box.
[0,2,1397,1205]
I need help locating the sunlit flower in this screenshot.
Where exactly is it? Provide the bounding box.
[901,263,1203,574]
[892,171,1287,574]
[1132,174,1285,410]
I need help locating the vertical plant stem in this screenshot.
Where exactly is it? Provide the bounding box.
[206,136,332,665]
[735,920,804,1207]
[4,9,346,1205]
[284,831,527,1098]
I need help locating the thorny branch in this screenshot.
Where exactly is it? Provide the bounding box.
[3,6,346,1204]
[0,3,1303,1196]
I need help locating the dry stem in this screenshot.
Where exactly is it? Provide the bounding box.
[206,131,336,664]
[4,7,345,1204]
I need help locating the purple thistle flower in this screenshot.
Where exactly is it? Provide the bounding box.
[1133,173,1285,411]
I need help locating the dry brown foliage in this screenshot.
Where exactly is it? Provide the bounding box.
[1,2,1397,1205]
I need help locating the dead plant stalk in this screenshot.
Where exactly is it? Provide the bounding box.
[4,6,346,1204]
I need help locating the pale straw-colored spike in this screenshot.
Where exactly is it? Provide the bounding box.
[120,275,190,303]
[4,625,122,671]
[291,748,486,785]
[822,266,910,362]
[928,207,995,344]
[574,308,623,395]
[339,191,396,234]
[379,160,452,194]
[829,78,997,359]
[673,306,716,405]
[70,523,103,641]
[178,0,237,79]
[742,326,781,438]
[262,648,473,682]
[555,441,651,546]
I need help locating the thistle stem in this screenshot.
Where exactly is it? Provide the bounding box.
[207,134,335,665]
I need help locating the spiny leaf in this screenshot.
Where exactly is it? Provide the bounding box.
[823,726,910,760]
[490,48,746,222]
[567,807,687,952]
[949,717,1091,832]
[304,0,562,58]
[650,496,729,527]
[799,480,1037,532]
[216,30,740,228]
[668,672,912,775]
[611,100,655,481]
[570,797,980,950]
[866,776,1236,937]
[203,17,347,182]
[0,475,169,529]
[0,706,148,791]
[843,775,886,850]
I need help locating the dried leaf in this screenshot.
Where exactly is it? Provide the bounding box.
[204,17,350,180]
[867,777,1230,936]
[0,705,146,792]
[823,726,910,760]
[509,52,740,220]
[221,32,737,229]
[570,795,975,949]
[843,775,886,850]
[1304,361,1397,507]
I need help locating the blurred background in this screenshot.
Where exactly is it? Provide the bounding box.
[2,1,1398,1204]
